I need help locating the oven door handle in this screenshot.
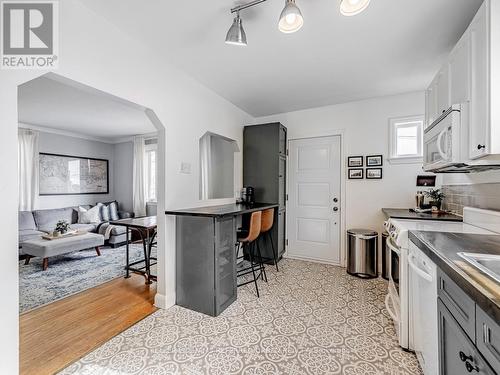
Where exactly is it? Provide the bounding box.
[385,293,399,322]
[386,236,401,256]
[408,254,433,283]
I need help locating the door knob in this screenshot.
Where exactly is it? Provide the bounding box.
[333,198,338,203]
[333,207,339,212]
[465,361,479,373]
[459,352,473,362]
[477,144,486,150]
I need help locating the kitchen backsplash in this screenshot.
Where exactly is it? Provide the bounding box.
[442,183,500,215]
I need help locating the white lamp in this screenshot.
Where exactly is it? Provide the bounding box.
[340,0,371,16]
[278,0,304,34]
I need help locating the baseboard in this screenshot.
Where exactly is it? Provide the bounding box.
[154,292,175,310]
[285,254,343,267]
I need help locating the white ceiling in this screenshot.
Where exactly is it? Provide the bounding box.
[82,0,483,117]
[18,74,156,142]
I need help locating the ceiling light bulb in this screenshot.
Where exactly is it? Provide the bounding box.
[225,13,247,46]
[285,13,297,24]
[340,0,370,16]
[279,0,303,34]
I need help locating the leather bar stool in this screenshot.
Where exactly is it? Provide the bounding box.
[235,211,267,297]
[260,208,279,272]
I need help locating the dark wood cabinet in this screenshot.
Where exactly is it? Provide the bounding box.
[438,268,476,342]
[244,123,287,262]
[438,298,495,374]
[476,306,500,371]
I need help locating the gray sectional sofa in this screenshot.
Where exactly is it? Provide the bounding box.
[19,203,134,255]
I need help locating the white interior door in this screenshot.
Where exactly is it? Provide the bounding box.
[288,136,341,264]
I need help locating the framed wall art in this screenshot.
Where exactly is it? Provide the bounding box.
[366,168,383,180]
[39,153,109,195]
[348,156,364,168]
[366,155,383,167]
[348,168,364,180]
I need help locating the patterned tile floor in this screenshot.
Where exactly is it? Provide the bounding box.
[60,259,422,375]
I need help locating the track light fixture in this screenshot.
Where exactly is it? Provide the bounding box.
[278,0,303,34]
[225,0,371,45]
[225,12,247,46]
[340,0,371,16]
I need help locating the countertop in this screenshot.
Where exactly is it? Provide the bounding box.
[165,203,279,218]
[409,230,500,322]
[383,208,463,222]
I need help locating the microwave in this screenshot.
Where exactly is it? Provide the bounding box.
[423,104,464,172]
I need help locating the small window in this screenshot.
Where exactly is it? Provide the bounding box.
[144,139,157,202]
[389,116,423,164]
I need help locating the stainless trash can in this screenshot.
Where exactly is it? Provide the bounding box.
[381,232,390,280]
[347,229,378,278]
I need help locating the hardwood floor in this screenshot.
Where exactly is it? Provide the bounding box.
[20,274,157,375]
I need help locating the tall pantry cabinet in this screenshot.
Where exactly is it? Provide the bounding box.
[243,123,287,263]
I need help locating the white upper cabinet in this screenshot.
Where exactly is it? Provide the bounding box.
[426,67,449,128]
[425,0,500,161]
[436,66,450,117]
[425,78,438,128]
[448,33,470,106]
[469,1,490,159]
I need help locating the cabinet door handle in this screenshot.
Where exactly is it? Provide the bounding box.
[477,144,486,150]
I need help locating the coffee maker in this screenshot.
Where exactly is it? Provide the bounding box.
[241,187,255,205]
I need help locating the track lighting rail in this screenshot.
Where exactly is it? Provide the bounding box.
[230,0,267,14]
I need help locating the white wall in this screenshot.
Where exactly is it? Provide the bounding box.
[256,92,425,249]
[113,141,134,212]
[0,1,252,373]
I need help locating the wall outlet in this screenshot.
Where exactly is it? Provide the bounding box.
[180,162,191,174]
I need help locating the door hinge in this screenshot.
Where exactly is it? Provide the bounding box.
[286,194,289,201]
[286,239,288,246]
[286,149,289,156]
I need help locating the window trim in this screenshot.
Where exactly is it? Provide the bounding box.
[144,141,158,203]
[388,115,424,165]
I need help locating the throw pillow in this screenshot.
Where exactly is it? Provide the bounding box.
[100,204,111,222]
[109,201,119,221]
[78,205,101,224]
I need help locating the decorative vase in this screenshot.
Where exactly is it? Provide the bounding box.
[430,201,442,211]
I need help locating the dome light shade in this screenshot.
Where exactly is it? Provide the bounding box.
[340,0,371,16]
[225,14,247,46]
[278,0,303,34]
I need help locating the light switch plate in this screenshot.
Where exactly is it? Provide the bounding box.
[180,162,191,174]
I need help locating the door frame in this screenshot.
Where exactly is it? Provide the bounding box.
[284,130,346,267]
[16,72,169,306]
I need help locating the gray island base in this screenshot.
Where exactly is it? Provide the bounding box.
[166,203,278,316]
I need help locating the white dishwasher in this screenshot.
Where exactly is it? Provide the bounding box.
[409,241,438,375]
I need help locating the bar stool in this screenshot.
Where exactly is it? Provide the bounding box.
[235,211,267,297]
[260,208,279,272]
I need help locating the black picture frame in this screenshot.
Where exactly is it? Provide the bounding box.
[39,152,109,195]
[366,155,383,167]
[348,156,364,168]
[348,168,364,179]
[366,168,383,180]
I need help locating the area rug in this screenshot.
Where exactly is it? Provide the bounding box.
[19,243,155,313]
